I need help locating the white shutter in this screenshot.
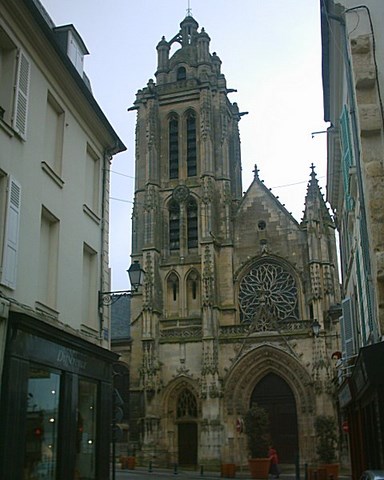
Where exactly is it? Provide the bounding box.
[1,177,21,289]
[340,297,355,359]
[12,50,30,139]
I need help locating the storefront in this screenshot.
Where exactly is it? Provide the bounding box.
[339,342,384,480]
[0,311,118,479]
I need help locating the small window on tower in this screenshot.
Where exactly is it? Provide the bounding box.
[169,200,180,251]
[186,112,197,177]
[187,197,198,249]
[177,66,186,81]
[169,116,179,179]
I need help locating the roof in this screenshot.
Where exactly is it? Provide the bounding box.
[25,0,126,154]
[320,0,331,122]
[111,296,131,341]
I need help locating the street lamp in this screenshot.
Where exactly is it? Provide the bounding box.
[98,260,145,307]
[311,319,321,337]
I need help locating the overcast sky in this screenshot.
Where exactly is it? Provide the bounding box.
[40,0,329,290]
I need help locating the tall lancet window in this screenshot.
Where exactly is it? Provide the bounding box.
[187,197,198,249]
[169,116,179,179]
[169,200,180,251]
[186,112,197,177]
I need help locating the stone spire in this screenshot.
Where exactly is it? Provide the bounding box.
[302,163,333,225]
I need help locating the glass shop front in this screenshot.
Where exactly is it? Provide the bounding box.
[0,312,117,480]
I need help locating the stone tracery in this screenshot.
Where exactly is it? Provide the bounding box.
[239,259,299,329]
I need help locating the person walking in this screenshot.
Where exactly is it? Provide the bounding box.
[268,445,280,478]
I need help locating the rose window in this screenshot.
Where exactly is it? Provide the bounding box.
[238,260,299,330]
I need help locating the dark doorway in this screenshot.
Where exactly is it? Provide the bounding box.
[178,422,198,466]
[251,373,298,463]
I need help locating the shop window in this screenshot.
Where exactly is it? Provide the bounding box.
[187,197,198,249]
[23,367,60,480]
[75,379,97,480]
[186,112,197,177]
[169,116,179,179]
[169,200,180,251]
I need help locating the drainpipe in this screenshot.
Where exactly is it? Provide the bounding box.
[99,146,117,342]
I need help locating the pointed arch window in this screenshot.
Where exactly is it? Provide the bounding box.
[169,116,179,179]
[169,200,180,251]
[177,388,197,418]
[187,197,198,249]
[177,66,186,81]
[186,112,197,177]
[166,272,180,315]
[186,270,200,315]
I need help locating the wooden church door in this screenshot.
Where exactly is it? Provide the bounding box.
[251,373,299,463]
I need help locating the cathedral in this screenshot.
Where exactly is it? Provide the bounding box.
[123,13,341,469]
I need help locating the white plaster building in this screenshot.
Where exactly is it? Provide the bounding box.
[0,0,125,478]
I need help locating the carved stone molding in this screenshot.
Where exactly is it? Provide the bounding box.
[223,344,315,416]
[172,185,190,203]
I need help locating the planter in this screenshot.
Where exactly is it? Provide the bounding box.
[221,463,236,478]
[324,463,339,480]
[248,458,271,479]
[308,464,339,480]
[121,456,136,469]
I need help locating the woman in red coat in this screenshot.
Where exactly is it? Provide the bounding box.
[268,445,280,478]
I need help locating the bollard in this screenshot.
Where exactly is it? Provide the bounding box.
[200,465,204,476]
[148,460,152,473]
[174,463,178,475]
[295,453,300,480]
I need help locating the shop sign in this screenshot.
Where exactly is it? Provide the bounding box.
[57,348,87,371]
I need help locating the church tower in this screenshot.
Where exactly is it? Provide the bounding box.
[126,13,341,469]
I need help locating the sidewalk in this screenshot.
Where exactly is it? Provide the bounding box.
[114,464,298,479]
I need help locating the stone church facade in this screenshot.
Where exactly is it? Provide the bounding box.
[123,14,341,468]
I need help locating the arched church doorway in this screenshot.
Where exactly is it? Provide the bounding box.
[177,388,198,466]
[251,373,298,463]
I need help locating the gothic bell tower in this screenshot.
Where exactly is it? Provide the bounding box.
[128,13,244,465]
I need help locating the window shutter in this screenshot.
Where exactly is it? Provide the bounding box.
[13,50,30,139]
[339,106,353,210]
[1,177,21,289]
[340,297,355,359]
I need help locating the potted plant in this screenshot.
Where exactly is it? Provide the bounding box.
[314,415,339,480]
[244,403,271,479]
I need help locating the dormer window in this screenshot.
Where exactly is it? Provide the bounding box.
[53,25,89,76]
[68,30,84,74]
